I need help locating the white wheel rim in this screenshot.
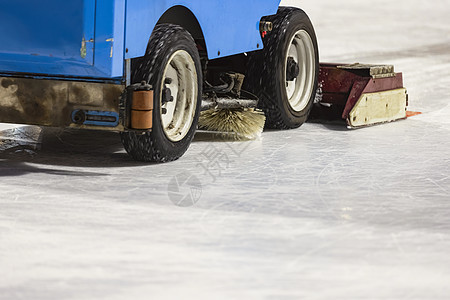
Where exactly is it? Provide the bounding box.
[285,30,315,112]
[160,50,198,142]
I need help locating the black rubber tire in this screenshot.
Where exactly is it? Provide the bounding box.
[246,7,319,129]
[121,24,202,163]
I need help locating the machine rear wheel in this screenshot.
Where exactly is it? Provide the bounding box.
[247,7,319,129]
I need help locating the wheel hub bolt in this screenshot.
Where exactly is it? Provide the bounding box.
[162,87,174,104]
[286,56,300,81]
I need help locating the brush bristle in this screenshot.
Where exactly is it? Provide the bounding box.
[199,108,266,140]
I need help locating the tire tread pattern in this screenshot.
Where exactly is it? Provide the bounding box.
[121,24,201,163]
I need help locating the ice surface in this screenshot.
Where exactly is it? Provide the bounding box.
[1,0,450,299]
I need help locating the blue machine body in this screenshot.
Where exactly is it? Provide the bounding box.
[0,0,280,82]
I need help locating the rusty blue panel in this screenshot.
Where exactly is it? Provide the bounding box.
[0,0,98,75]
[94,0,126,78]
[0,0,123,80]
[0,0,95,63]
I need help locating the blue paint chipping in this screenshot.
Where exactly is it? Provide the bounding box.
[0,0,280,81]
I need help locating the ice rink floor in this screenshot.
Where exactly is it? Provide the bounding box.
[1,0,450,299]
